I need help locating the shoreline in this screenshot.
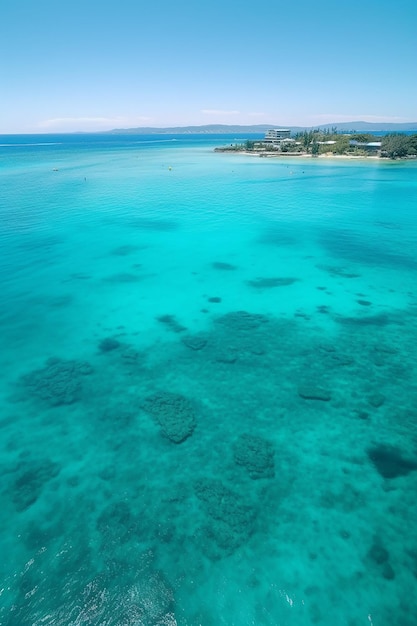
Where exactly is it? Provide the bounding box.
[214,148,416,162]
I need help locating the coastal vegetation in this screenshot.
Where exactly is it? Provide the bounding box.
[215,130,417,159]
[381,133,417,158]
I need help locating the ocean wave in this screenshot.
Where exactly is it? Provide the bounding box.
[0,142,63,147]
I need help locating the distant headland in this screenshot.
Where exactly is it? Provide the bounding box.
[106,121,417,135]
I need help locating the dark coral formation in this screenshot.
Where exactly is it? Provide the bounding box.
[121,347,143,363]
[317,305,330,314]
[211,310,272,364]
[20,357,93,406]
[336,313,394,327]
[12,459,61,511]
[103,272,143,283]
[246,277,299,289]
[156,314,187,333]
[110,244,143,256]
[367,445,417,479]
[319,227,417,270]
[368,542,389,565]
[215,310,269,331]
[99,337,121,352]
[317,264,361,279]
[141,391,196,443]
[367,393,385,408]
[233,433,275,479]
[181,334,207,351]
[195,478,255,557]
[367,541,395,580]
[298,385,332,401]
[214,347,238,364]
[212,262,237,271]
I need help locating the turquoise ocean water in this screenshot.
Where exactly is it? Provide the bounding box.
[1,134,417,625]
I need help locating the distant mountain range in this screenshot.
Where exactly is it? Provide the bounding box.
[107,122,417,134]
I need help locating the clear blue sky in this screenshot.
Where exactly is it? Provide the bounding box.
[1,0,416,133]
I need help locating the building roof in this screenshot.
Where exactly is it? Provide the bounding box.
[349,140,382,147]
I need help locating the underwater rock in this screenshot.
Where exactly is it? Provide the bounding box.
[246,277,299,289]
[216,310,269,331]
[367,445,417,479]
[298,385,331,401]
[233,434,275,479]
[12,459,60,511]
[99,337,121,352]
[141,391,196,443]
[156,314,187,333]
[182,334,207,351]
[20,357,92,406]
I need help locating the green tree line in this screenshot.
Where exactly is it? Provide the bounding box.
[217,131,417,158]
[380,133,417,158]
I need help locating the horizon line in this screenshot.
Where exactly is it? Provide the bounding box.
[2,120,417,135]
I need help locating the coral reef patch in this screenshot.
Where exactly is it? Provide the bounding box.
[194,478,256,557]
[233,433,275,479]
[20,357,93,406]
[215,310,269,331]
[99,337,121,352]
[12,458,61,511]
[141,391,197,443]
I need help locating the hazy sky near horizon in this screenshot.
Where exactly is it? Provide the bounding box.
[1,0,416,133]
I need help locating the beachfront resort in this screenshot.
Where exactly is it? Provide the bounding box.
[215,127,417,159]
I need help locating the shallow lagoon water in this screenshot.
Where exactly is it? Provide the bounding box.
[1,134,417,625]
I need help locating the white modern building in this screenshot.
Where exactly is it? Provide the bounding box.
[264,128,291,144]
